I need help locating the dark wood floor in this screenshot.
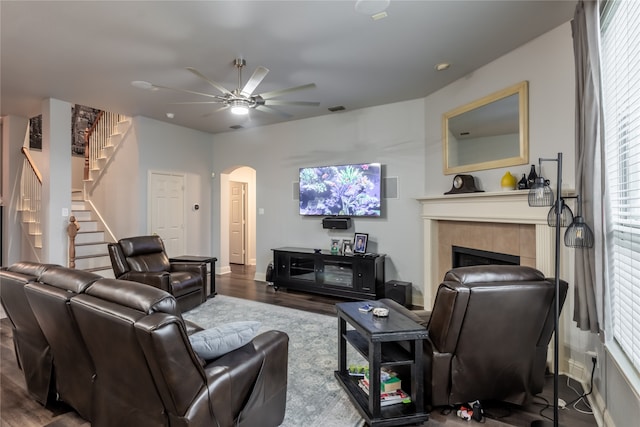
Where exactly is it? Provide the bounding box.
[215,264,351,316]
[1,264,598,427]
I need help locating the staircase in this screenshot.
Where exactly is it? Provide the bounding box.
[71,198,113,278]
[18,111,130,276]
[84,113,130,186]
[18,148,43,259]
[71,112,131,278]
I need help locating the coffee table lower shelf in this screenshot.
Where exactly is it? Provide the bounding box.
[334,371,429,426]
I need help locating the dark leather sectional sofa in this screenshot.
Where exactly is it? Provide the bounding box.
[0,262,289,427]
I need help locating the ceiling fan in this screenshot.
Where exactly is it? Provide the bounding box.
[133,58,319,117]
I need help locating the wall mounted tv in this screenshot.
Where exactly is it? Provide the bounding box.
[299,162,382,217]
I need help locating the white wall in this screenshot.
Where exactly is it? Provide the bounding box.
[91,116,213,256]
[425,23,576,195]
[212,99,427,301]
[71,155,84,190]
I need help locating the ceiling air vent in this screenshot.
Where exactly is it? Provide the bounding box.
[230,125,244,130]
[328,105,346,112]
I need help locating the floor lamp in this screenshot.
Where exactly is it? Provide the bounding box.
[528,152,594,427]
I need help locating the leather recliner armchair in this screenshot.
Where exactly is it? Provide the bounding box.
[380,265,568,408]
[0,261,58,405]
[108,235,206,312]
[70,278,289,427]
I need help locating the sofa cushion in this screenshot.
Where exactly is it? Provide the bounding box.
[189,321,261,360]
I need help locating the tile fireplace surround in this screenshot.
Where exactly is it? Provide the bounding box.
[417,190,575,307]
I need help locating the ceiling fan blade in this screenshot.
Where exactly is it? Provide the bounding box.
[151,84,223,100]
[259,83,316,100]
[255,105,293,118]
[264,100,320,107]
[169,100,226,105]
[202,105,230,118]
[241,66,269,97]
[186,67,233,96]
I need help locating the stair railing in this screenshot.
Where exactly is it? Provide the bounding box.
[83,111,125,180]
[20,147,43,246]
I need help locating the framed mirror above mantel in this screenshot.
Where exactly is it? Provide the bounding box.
[443,81,529,175]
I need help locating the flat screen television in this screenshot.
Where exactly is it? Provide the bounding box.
[299,162,381,217]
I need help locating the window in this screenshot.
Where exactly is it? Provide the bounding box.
[602,0,640,374]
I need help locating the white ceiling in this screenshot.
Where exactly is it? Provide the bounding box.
[0,0,576,135]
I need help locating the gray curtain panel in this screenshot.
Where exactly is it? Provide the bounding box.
[571,0,603,333]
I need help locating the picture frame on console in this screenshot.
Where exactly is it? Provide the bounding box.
[330,239,340,254]
[353,233,368,254]
[342,240,353,255]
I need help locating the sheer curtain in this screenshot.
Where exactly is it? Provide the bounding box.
[571,0,603,332]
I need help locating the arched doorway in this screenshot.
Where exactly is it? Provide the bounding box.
[218,166,256,275]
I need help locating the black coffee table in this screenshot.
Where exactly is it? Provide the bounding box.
[334,300,429,426]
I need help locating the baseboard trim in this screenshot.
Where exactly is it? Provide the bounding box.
[217,265,231,275]
[567,358,606,427]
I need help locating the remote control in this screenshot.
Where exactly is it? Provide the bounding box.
[358,304,373,313]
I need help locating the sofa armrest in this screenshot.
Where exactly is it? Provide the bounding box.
[235,330,289,426]
[171,262,207,278]
[120,271,171,293]
[199,330,289,427]
[379,298,430,327]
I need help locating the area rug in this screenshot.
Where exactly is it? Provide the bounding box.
[183,295,366,427]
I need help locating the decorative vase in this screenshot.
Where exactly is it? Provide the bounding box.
[517,174,528,190]
[501,171,517,191]
[527,165,538,189]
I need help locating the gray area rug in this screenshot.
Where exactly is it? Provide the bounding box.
[184,295,366,427]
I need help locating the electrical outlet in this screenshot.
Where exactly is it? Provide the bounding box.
[587,350,597,364]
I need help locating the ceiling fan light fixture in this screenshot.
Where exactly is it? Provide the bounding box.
[230,100,250,115]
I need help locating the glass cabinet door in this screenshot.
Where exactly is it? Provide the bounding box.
[320,259,353,288]
[289,256,316,282]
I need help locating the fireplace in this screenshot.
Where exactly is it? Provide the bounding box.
[418,190,573,377]
[452,246,520,268]
[417,190,564,307]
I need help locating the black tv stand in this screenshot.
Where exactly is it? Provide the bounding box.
[271,247,385,300]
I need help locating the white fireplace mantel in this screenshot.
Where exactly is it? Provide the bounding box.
[417,190,574,305]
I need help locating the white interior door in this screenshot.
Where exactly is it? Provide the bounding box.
[229,181,246,264]
[149,171,185,257]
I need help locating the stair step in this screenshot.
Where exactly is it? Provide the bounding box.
[72,201,88,210]
[116,119,130,134]
[72,210,93,221]
[75,243,108,257]
[28,222,41,235]
[101,144,115,154]
[75,254,111,270]
[75,230,105,244]
[75,220,99,232]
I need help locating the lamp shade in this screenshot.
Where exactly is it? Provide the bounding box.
[564,216,595,248]
[547,203,574,227]
[528,177,554,207]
